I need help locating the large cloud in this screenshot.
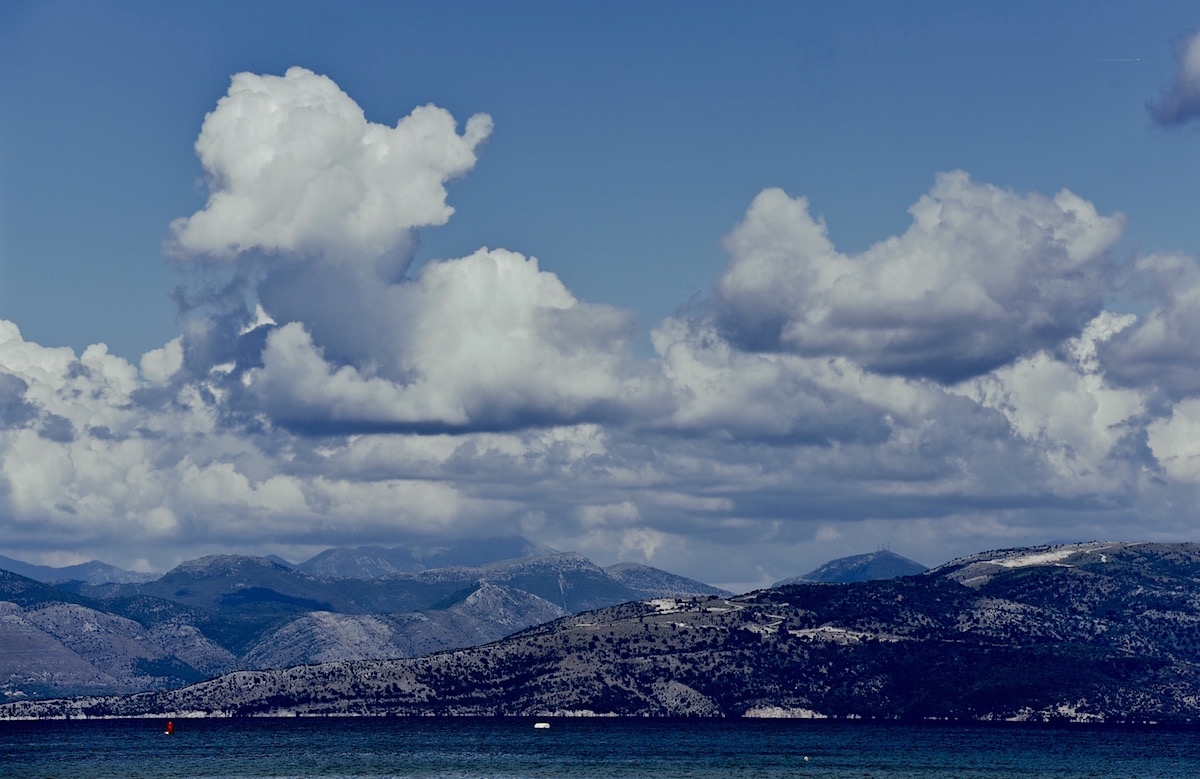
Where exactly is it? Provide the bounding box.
[1148,30,1200,126]
[713,172,1124,383]
[170,66,492,264]
[166,69,648,435]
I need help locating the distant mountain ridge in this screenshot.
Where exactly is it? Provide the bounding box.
[0,555,156,585]
[295,537,558,579]
[773,549,927,586]
[11,541,1200,723]
[0,543,727,700]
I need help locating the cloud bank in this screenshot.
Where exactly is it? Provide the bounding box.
[3,66,1200,588]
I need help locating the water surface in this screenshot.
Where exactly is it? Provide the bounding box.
[3,717,1198,778]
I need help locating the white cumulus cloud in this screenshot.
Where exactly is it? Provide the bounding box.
[170,66,492,263]
[714,172,1124,382]
[249,248,653,432]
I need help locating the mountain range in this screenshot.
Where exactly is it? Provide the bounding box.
[0,536,565,585]
[290,537,560,579]
[7,541,1200,723]
[0,539,728,701]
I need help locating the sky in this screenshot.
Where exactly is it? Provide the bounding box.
[3,2,1200,591]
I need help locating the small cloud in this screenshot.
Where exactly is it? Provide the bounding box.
[1148,30,1200,126]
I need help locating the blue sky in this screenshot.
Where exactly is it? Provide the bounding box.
[7,1,1197,358]
[2,2,1200,589]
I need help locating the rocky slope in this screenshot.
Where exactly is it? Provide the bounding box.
[8,542,1200,722]
[0,597,225,698]
[242,583,566,668]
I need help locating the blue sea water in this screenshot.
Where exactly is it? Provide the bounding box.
[2,718,1199,778]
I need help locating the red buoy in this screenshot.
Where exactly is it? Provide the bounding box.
[164,721,175,735]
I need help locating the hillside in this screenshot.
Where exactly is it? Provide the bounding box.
[7,541,1200,722]
[0,571,228,697]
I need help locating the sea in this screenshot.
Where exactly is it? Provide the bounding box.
[2,717,1199,778]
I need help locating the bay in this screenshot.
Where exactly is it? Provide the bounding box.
[3,717,1199,778]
